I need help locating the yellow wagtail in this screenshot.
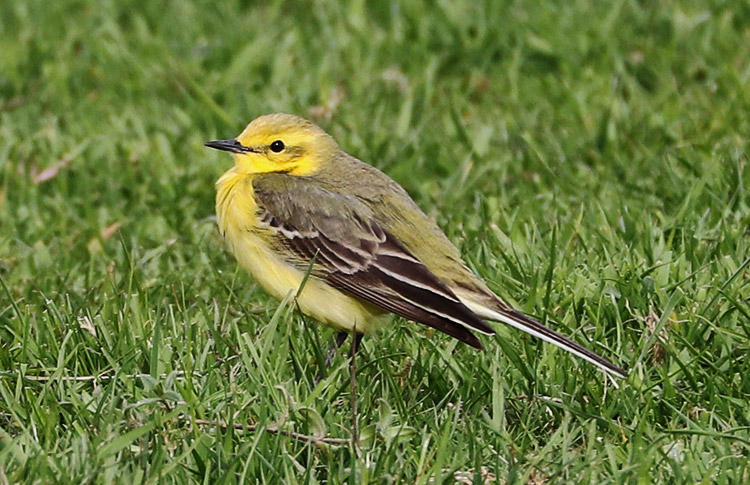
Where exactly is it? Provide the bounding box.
[206,113,627,378]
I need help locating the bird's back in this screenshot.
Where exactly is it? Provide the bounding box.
[315,152,505,314]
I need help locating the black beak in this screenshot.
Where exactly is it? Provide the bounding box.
[204,139,253,154]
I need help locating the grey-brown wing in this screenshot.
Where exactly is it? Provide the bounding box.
[253,174,495,349]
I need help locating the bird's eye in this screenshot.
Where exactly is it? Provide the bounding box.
[270,140,285,153]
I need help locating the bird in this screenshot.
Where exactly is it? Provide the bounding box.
[206,113,627,379]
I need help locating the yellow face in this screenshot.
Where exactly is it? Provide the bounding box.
[206,113,338,176]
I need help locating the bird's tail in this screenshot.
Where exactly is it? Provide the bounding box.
[465,302,628,378]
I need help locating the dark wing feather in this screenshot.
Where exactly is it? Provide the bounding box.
[253,174,495,349]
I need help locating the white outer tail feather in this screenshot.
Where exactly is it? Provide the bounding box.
[462,300,628,379]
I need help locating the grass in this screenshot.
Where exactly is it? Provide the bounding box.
[1,0,749,482]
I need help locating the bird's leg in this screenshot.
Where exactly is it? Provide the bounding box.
[350,327,362,457]
[315,331,352,384]
[324,331,349,368]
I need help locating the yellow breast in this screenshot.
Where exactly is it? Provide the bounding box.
[215,168,388,334]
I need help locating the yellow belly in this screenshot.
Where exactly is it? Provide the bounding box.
[215,168,388,334]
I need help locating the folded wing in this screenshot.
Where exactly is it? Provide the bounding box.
[253,174,495,349]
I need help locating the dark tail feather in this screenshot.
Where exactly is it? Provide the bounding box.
[475,305,628,378]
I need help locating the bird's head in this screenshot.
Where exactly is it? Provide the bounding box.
[205,113,339,176]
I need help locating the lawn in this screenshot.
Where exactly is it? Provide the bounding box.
[1,0,749,482]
